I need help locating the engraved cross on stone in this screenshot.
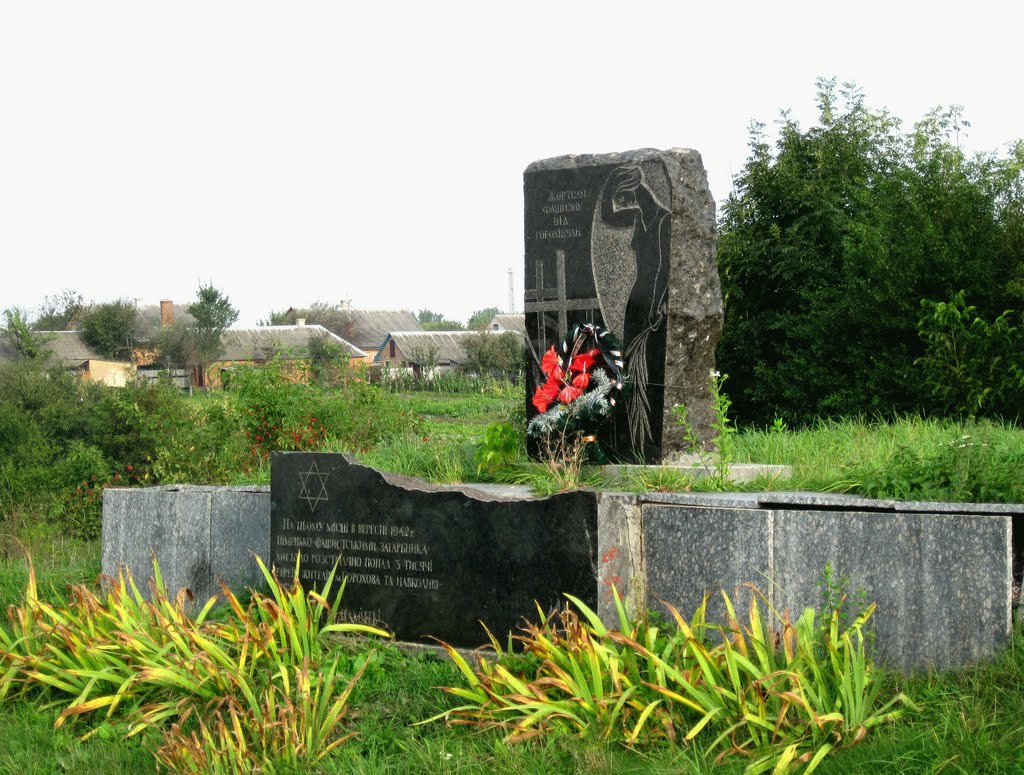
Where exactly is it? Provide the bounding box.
[524,249,601,350]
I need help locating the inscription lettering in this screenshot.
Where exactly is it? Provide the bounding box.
[336,608,384,626]
[277,517,438,593]
[534,227,583,240]
[534,188,589,241]
[547,188,588,201]
[541,201,583,215]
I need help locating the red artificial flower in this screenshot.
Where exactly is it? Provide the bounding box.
[532,378,562,413]
[540,346,564,382]
[533,341,605,413]
[569,348,600,373]
[558,384,583,403]
[572,371,591,390]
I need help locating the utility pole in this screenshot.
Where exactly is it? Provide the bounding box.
[507,267,514,314]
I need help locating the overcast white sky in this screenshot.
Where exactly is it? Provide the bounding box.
[2,1,1022,328]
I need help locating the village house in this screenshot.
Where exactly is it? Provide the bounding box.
[202,323,366,388]
[343,308,423,362]
[485,313,526,334]
[375,329,522,376]
[0,330,135,387]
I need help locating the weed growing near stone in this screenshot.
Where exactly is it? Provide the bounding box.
[427,588,913,773]
[0,551,389,772]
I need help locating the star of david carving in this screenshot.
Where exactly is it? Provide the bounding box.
[298,460,329,513]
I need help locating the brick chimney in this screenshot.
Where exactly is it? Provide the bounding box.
[160,300,174,327]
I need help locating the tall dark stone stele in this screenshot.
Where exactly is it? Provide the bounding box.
[524,148,723,463]
[270,452,599,648]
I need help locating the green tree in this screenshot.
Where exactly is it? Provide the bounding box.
[187,283,239,387]
[717,78,1024,426]
[264,303,356,341]
[916,292,1023,420]
[467,307,501,331]
[417,309,464,331]
[406,342,441,374]
[462,331,524,379]
[416,309,444,326]
[2,308,50,361]
[152,321,199,372]
[33,290,86,331]
[307,332,350,385]
[80,300,137,360]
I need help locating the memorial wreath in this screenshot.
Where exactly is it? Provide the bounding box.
[527,323,625,445]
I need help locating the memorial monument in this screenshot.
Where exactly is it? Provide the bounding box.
[524,148,723,464]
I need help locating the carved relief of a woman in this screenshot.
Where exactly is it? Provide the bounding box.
[599,165,670,456]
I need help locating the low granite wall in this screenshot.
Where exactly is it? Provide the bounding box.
[102,484,270,604]
[102,470,1021,671]
[629,492,1018,671]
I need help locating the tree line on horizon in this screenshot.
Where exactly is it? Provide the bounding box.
[2,287,516,382]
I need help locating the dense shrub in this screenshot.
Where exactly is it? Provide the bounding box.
[90,380,193,479]
[0,355,422,533]
[717,79,1024,427]
[0,361,105,449]
[0,398,51,504]
[917,292,1024,421]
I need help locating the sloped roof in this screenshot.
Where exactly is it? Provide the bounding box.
[0,331,126,366]
[381,330,519,365]
[487,314,527,334]
[348,310,422,351]
[216,325,366,362]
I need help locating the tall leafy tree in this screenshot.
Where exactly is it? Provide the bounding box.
[33,290,86,331]
[416,309,444,325]
[462,331,525,379]
[187,283,239,387]
[717,78,1024,426]
[417,309,464,331]
[467,307,501,331]
[80,300,137,360]
[2,308,49,361]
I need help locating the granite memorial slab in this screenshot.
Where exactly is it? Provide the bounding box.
[772,508,1012,670]
[270,452,600,647]
[102,484,270,604]
[523,148,723,464]
[643,504,774,625]
[638,492,1015,670]
[102,478,1020,670]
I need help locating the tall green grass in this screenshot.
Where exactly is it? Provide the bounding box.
[737,415,1024,503]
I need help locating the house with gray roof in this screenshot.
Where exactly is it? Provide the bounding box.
[217,324,366,362]
[0,330,135,386]
[486,314,527,335]
[199,323,366,388]
[375,329,523,376]
[346,309,423,358]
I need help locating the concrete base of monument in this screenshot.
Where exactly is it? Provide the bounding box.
[102,456,1021,671]
[591,457,792,485]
